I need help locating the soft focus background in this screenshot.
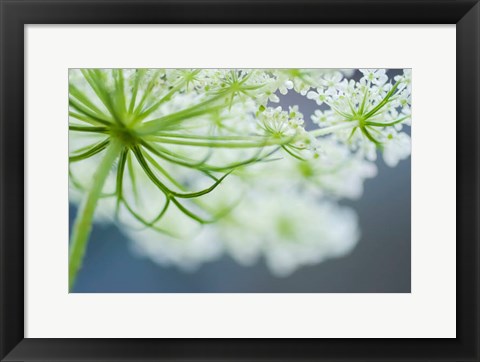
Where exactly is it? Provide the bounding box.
[70,69,411,293]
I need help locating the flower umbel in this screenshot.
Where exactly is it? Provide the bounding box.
[69,69,411,288]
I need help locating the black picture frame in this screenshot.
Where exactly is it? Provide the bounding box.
[1,0,479,361]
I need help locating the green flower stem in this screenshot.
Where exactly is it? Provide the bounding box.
[145,136,288,148]
[137,94,226,134]
[69,139,122,291]
[153,132,269,141]
[132,78,188,124]
[309,120,359,137]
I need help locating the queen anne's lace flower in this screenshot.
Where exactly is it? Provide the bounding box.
[307,88,331,106]
[359,68,388,85]
[395,69,412,95]
[382,131,412,167]
[257,106,304,137]
[236,138,377,200]
[215,188,359,276]
[321,71,345,95]
[126,208,223,271]
[68,68,412,285]
[309,68,412,167]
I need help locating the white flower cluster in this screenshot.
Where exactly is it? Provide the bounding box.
[309,69,411,166]
[69,68,411,277]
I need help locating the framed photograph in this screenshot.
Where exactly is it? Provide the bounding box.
[1,0,478,361]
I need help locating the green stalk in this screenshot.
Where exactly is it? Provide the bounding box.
[309,120,359,137]
[69,139,122,291]
[144,136,287,148]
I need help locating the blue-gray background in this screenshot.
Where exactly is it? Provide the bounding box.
[70,70,411,293]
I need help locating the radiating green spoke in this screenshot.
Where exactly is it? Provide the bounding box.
[69,83,111,121]
[69,98,112,126]
[128,69,146,114]
[115,148,128,218]
[135,145,233,199]
[69,139,110,162]
[69,125,109,133]
[170,198,214,225]
[120,196,175,235]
